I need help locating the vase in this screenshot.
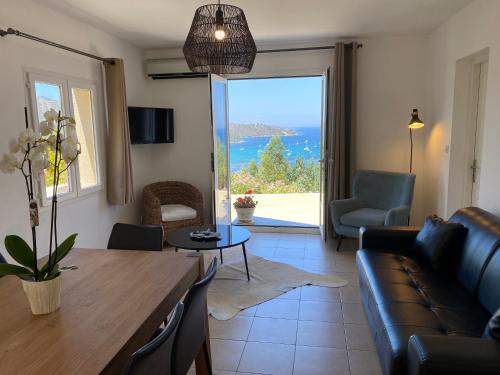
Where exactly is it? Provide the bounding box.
[235,207,255,223]
[21,276,61,315]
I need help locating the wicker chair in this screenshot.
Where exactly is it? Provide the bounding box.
[143,181,204,238]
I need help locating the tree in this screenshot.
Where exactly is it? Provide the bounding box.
[258,136,289,183]
[248,159,258,176]
[216,137,227,189]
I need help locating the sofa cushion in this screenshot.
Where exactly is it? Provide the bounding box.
[340,208,386,227]
[477,247,500,314]
[483,308,500,339]
[161,204,197,222]
[412,215,466,271]
[449,207,500,294]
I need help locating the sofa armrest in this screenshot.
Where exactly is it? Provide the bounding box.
[359,226,420,252]
[329,198,363,229]
[385,205,411,226]
[408,335,500,375]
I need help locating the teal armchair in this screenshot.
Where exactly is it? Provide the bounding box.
[330,170,415,250]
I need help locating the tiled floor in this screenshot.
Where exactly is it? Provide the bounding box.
[191,232,382,375]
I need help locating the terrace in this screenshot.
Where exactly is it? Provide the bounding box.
[231,192,320,228]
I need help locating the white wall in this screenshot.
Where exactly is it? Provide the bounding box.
[146,36,429,224]
[147,78,213,220]
[425,0,500,218]
[356,37,428,223]
[0,0,150,260]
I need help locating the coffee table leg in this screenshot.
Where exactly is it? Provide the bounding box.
[242,243,250,281]
[175,247,178,252]
[219,248,223,264]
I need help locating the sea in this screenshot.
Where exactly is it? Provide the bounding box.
[229,127,321,172]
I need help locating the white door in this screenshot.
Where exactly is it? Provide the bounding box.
[468,61,488,206]
[210,74,231,225]
[319,69,330,240]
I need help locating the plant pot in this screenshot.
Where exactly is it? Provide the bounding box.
[235,207,255,223]
[21,276,61,315]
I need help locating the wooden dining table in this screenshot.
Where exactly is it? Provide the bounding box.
[0,248,211,375]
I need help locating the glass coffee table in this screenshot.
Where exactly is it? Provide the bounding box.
[166,225,251,281]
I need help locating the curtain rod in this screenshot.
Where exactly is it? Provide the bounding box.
[0,27,115,64]
[0,26,361,60]
[257,43,362,54]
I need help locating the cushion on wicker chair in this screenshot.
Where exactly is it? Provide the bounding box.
[161,204,197,222]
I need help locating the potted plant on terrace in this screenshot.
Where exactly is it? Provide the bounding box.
[233,190,258,224]
[0,109,80,315]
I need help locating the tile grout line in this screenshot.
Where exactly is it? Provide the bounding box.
[235,307,256,373]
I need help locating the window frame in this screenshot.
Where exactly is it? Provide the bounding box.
[25,70,103,207]
[68,81,102,196]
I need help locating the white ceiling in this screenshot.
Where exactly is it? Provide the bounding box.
[36,0,471,49]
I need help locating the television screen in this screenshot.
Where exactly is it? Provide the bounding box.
[128,107,174,144]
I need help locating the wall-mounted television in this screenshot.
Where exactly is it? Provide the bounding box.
[128,106,174,144]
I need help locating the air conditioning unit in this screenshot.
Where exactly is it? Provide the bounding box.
[146,58,208,79]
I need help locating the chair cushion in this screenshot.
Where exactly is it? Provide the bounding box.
[412,215,466,271]
[340,208,386,227]
[161,204,197,222]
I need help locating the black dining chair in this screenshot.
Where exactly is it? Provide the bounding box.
[171,258,218,375]
[107,223,163,251]
[123,302,183,375]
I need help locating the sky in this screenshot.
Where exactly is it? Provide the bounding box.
[228,76,323,128]
[35,82,61,100]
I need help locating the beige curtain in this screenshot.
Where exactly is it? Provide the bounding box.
[325,42,358,237]
[104,58,134,205]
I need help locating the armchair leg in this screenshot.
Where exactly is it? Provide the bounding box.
[336,235,344,252]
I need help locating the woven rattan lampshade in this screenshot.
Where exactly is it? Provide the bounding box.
[183,3,257,74]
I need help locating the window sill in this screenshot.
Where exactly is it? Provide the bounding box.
[38,185,104,212]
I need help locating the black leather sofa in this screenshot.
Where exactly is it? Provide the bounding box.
[356,207,500,375]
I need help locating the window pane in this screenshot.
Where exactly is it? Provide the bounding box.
[34,81,71,197]
[71,87,98,189]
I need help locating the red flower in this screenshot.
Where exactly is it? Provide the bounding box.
[244,190,253,195]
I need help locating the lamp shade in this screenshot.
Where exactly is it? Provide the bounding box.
[408,108,424,129]
[183,4,257,75]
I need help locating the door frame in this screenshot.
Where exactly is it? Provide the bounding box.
[226,74,328,230]
[319,68,330,240]
[446,49,489,216]
[209,74,231,225]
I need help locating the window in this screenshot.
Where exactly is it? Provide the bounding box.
[27,71,101,205]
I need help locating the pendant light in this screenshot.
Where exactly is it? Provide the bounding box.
[183,1,257,74]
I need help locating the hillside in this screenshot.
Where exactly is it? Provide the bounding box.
[229,123,296,143]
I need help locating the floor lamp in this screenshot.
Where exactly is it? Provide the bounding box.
[408,108,424,173]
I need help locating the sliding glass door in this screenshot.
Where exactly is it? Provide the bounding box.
[210,74,231,225]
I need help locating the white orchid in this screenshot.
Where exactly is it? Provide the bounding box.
[8,138,21,154]
[0,156,16,174]
[2,153,22,169]
[27,144,48,161]
[18,128,36,146]
[66,126,79,144]
[61,139,79,163]
[39,121,54,136]
[43,109,59,124]
[30,154,50,174]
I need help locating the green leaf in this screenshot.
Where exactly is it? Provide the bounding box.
[40,233,77,277]
[0,263,33,278]
[4,235,35,271]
